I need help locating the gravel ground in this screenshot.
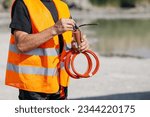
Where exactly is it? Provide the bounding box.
[0,32,150,100]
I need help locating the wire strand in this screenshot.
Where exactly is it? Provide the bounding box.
[79,23,98,28]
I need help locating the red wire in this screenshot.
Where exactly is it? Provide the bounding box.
[64,49,100,79]
[71,52,92,78]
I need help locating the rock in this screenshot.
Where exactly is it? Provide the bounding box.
[66,0,92,10]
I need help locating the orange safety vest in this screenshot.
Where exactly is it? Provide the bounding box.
[5,0,72,93]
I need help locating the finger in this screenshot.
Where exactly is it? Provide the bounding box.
[80,41,86,47]
[63,18,75,22]
[80,40,89,51]
[80,39,88,47]
[60,19,74,29]
[79,40,88,48]
[64,27,74,31]
[62,23,74,31]
[80,46,89,52]
[66,24,74,29]
[67,19,76,24]
[64,19,75,26]
[80,43,89,50]
[71,19,76,23]
[81,34,87,41]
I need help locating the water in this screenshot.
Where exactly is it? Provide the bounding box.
[1,16,150,58]
[86,19,150,58]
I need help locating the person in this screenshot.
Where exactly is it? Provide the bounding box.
[5,0,89,100]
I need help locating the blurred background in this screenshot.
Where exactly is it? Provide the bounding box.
[0,0,150,100]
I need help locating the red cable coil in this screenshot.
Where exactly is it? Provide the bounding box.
[64,49,100,79]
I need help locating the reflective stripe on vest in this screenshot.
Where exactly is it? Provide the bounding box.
[9,43,71,56]
[7,63,58,76]
[5,0,72,93]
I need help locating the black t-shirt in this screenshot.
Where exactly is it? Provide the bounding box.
[10,0,64,53]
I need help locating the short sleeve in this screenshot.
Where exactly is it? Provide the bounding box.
[10,0,32,34]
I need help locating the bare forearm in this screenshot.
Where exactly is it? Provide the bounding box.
[15,26,57,52]
[15,18,75,52]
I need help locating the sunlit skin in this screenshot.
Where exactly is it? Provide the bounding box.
[14,18,89,53]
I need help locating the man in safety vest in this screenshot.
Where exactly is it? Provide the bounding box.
[5,0,89,100]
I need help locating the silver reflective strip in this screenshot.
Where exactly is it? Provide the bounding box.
[65,43,71,51]
[60,62,64,68]
[60,62,70,70]
[9,44,59,56]
[7,63,58,76]
[9,44,19,53]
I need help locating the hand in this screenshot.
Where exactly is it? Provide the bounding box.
[78,35,89,52]
[52,18,75,35]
